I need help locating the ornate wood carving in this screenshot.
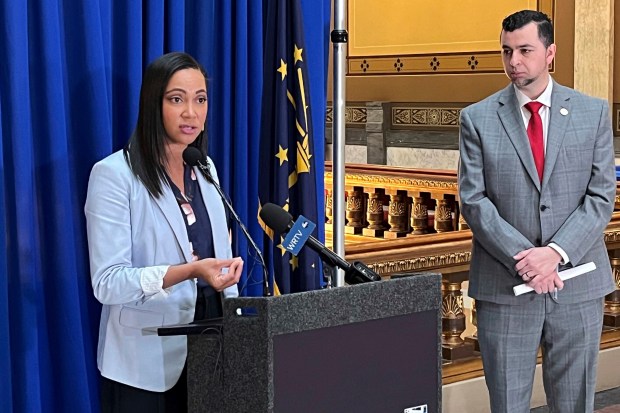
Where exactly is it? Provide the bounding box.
[325,161,620,374]
[386,193,410,238]
[458,212,469,231]
[368,251,471,275]
[325,172,457,191]
[365,191,387,232]
[392,106,461,129]
[441,278,474,360]
[345,188,367,234]
[411,196,429,235]
[325,189,333,224]
[605,258,620,327]
[604,229,620,243]
[435,198,454,232]
[325,106,367,126]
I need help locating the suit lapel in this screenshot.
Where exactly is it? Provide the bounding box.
[153,183,193,263]
[195,166,231,259]
[541,83,571,187]
[497,85,542,190]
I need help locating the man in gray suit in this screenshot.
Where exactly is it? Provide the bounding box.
[458,10,616,413]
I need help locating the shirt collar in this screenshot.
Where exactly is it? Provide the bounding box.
[514,75,553,109]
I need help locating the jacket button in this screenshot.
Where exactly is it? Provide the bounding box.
[540,205,548,211]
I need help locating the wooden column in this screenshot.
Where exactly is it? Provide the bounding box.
[458,213,469,231]
[363,188,388,237]
[411,194,430,235]
[345,186,367,234]
[441,272,475,360]
[605,258,620,327]
[434,198,454,233]
[574,0,614,102]
[325,188,333,224]
[464,299,480,352]
[385,191,411,238]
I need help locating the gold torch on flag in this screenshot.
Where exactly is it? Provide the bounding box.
[258,0,321,295]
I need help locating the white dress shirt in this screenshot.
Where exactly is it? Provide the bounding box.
[513,76,570,264]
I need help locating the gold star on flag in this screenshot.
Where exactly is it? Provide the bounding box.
[277,237,287,256]
[294,45,303,64]
[275,145,288,166]
[289,255,298,271]
[277,59,287,81]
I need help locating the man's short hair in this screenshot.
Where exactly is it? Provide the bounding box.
[502,10,554,48]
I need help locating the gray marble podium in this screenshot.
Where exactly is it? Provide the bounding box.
[186,273,442,413]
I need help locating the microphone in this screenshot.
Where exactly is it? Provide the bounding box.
[259,203,381,285]
[183,147,271,297]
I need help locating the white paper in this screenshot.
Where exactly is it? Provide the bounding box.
[513,261,596,296]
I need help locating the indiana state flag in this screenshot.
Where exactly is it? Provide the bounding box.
[258,0,321,294]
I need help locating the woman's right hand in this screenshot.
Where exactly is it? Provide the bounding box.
[193,257,243,291]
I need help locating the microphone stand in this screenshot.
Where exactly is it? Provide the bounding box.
[195,160,271,297]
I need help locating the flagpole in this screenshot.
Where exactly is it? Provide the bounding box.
[331,0,347,287]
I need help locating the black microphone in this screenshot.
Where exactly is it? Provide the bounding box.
[259,203,381,284]
[183,147,271,297]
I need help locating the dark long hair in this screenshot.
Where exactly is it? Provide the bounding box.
[124,52,208,197]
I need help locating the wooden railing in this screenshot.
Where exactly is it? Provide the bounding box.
[325,162,620,384]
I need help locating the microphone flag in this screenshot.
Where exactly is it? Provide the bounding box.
[282,215,316,256]
[257,0,322,294]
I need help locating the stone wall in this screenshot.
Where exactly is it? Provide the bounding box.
[325,102,620,169]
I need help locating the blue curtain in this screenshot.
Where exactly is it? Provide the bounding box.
[0,0,331,411]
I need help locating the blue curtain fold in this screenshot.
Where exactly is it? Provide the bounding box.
[203,0,268,297]
[0,0,330,411]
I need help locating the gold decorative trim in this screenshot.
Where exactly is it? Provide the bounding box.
[325,172,457,191]
[604,229,620,243]
[326,106,367,125]
[392,106,462,129]
[349,53,503,76]
[612,265,620,289]
[368,251,471,275]
[349,53,556,77]
[442,294,464,318]
[362,228,620,275]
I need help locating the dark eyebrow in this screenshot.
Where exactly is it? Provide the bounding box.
[164,88,207,95]
[502,43,535,50]
[164,88,186,95]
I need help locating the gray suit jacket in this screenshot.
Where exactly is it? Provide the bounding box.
[458,80,616,305]
[85,150,238,391]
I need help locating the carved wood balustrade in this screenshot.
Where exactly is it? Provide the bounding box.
[325,162,461,236]
[324,162,620,384]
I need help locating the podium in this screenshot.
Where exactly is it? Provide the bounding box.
[182,273,441,412]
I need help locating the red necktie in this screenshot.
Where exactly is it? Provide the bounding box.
[524,101,544,182]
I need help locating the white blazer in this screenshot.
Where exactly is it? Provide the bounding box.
[85,150,237,392]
